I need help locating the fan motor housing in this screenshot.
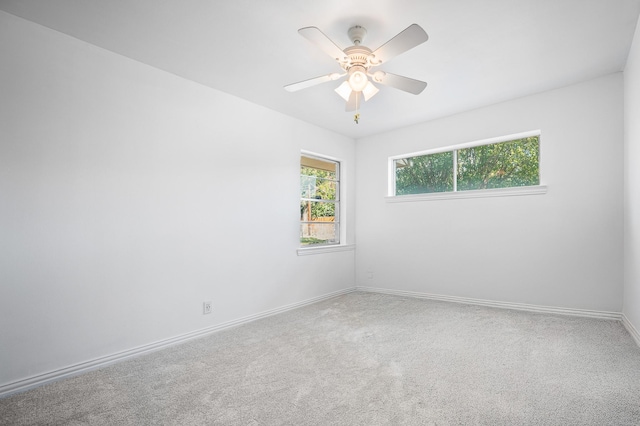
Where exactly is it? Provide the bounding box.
[342,46,373,71]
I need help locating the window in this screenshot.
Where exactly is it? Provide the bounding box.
[393,133,540,196]
[300,154,340,246]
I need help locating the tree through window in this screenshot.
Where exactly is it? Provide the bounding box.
[300,154,340,246]
[394,135,539,196]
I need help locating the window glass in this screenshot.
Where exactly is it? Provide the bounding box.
[300,155,339,246]
[395,151,453,195]
[393,134,539,196]
[457,137,539,191]
[300,176,337,200]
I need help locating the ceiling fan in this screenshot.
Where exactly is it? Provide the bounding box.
[284,24,429,122]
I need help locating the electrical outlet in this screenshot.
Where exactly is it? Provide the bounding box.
[203,301,212,314]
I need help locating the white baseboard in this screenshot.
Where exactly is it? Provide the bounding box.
[3,286,633,398]
[622,314,640,347]
[356,286,622,321]
[0,287,356,399]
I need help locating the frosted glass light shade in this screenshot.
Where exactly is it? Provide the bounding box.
[335,81,352,101]
[362,81,379,101]
[348,70,368,92]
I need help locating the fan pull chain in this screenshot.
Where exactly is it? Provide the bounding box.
[354,92,360,124]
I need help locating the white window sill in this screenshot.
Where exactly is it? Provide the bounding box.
[385,185,547,203]
[297,244,355,256]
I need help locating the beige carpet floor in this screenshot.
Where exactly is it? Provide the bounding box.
[1,292,640,425]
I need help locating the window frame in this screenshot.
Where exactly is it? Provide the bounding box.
[299,151,341,248]
[387,130,546,201]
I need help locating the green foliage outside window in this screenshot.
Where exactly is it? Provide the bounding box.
[394,136,539,195]
[395,151,453,195]
[300,167,336,219]
[300,155,339,246]
[457,137,539,190]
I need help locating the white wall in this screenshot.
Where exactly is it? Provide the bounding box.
[624,22,640,333]
[0,5,633,392]
[0,11,355,388]
[355,74,624,312]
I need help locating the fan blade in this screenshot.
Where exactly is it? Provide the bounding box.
[371,71,427,94]
[371,24,428,65]
[284,73,344,92]
[298,27,348,62]
[345,91,359,112]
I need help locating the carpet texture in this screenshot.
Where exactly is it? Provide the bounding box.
[1,292,640,425]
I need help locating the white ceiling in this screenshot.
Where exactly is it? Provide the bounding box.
[1,0,639,139]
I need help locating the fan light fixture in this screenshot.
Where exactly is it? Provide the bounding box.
[335,79,379,102]
[285,24,429,124]
[335,66,380,103]
[362,81,379,101]
[348,67,368,92]
[335,81,352,102]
